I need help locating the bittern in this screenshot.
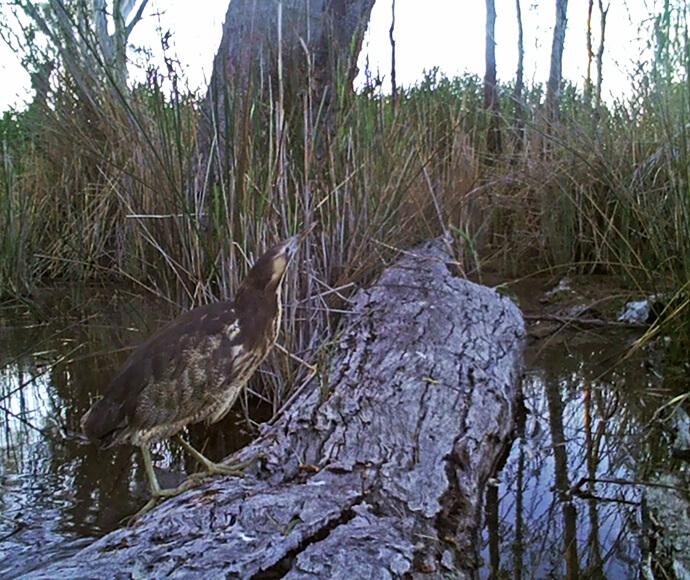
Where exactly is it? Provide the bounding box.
[81,231,309,516]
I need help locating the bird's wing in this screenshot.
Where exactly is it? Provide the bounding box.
[82,302,241,445]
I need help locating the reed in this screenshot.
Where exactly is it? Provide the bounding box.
[3,2,690,405]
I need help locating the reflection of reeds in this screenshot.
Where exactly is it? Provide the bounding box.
[484,332,665,576]
[0,315,96,466]
[0,297,196,537]
[545,374,579,579]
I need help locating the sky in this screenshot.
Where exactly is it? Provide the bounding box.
[0,0,652,112]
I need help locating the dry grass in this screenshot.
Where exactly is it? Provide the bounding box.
[3,28,690,406]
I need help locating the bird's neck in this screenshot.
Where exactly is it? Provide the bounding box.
[235,281,280,317]
[234,282,282,349]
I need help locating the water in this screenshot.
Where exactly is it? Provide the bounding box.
[480,329,666,578]
[0,289,681,577]
[0,291,264,577]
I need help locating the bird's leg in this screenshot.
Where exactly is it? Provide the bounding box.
[175,434,255,476]
[141,443,164,497]
[128,444,163,521]
[127,436,260,525]
[126,444,205,524]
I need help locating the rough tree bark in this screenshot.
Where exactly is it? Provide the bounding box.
[198,0,376,169]
[27,239,525,579]
[546,0,569,125]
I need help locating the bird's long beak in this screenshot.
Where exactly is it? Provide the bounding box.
[297,221,317,243]
[287,222,317,252]
[280,222,316,258]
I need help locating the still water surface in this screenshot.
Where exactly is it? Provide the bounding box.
[480,328,668,578]
[0,290,679,577]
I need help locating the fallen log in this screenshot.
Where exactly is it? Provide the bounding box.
[27,238,525,579]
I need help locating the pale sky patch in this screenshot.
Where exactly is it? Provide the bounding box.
[0,0,653,112]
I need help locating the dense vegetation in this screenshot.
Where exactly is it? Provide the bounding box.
[1,2,690,406]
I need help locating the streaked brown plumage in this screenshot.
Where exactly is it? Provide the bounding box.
[81,233,305,514]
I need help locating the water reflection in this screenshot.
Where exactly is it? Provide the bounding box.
[0,294,266,576]
[0,294,678,577]
[482,330,668,578]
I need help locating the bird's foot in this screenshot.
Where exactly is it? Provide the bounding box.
[183,453,260,480]
[122,455,264,526]
[123,478,206,526]
[174,434,262,477]
[204,453,259,475]
[123,497,159,526]
[218,452,264,474]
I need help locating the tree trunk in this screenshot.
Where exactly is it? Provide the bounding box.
[198,0,375,172]
[390,0,397,108]
[546,0,569,125]
[27,239,525,579]
[484,0,502,158]
[585,0,594,108]
[18,0,148,100]
[594,0,609,124]
[513,0,525,154]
